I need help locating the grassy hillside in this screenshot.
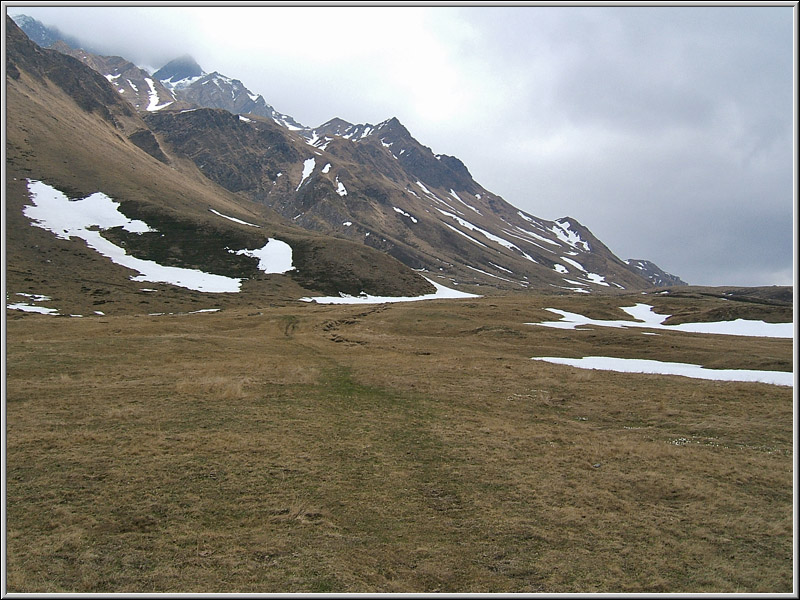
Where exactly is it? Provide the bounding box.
[5,292,793,593]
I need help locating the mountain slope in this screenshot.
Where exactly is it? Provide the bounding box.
[144,109,655,292]
[49,41,184,113]
[5,17,435,316]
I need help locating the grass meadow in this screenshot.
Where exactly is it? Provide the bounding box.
[4,292,794,593]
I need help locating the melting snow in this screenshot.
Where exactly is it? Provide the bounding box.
[415,180,436,197]
[296,158,316,190]
[553,264,568,274]
[449,189,481,214]
[239,115,252,123]
[15,292,51,302]
[275,117,303,131]
[489,262,514,274]
[393,207,418,223]
[335,177,348,196]
[306,131,320,146]
[7,302,59,315]
[436,209,537,263]
[299,277,480,305]
[530,303,793,338]
[322,163,332,174]
[209,209,260,227]
[233,239,295,274]
[551,220,590,251]
[583,273,610,286]
[442,222,488,248]
[22,180,245,293]
[560,256,585,272]
[144,78,173,111]
[465,265,515,284]
[531,356,793,387]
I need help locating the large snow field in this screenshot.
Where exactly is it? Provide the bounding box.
[532,356,793,387]
[299,277,481,304]
[530,303,793,339]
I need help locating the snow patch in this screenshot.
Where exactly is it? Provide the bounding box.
[209,209,260,227]
[551,219,591,251]
[299,277,480,305]
[335,177,347,196]
[583,273,609,286]
[296,158,316,190]
[442,222,488,248]
[144,78,173,111]
[233,238,295,274]
[449,189,481,214]
[531,356,793,387]
[7,302,59,315]
[393,207,418,223]
[560,256,585,272]
[529,303,793,338]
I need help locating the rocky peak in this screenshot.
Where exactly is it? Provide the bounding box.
[313,117,355,138]
[11,13,84,50]
[153,55,205,85]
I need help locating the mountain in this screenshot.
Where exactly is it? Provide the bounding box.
[624,259,687,287]
[154,55,306,131]
[7,15,683,306]
[10,13,86,51]
[142,109,654,291]
[152,54,204,85]
[5,16,435,317]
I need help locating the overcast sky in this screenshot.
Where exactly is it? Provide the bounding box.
[7,3,796,287]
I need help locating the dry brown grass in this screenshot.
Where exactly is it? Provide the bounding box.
[4,292,794,593]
